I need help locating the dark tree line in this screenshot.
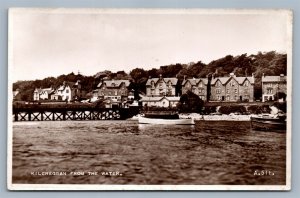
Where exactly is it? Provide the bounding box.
[13,51,287,101]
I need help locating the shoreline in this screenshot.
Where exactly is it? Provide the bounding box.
[179,113,254,121]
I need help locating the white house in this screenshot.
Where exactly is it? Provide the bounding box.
[140,96,180,108]
[50,80,82,102]
[33,87,54,101]
[51,83,72,101]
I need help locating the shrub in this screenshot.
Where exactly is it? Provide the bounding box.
[273,102,287,113]
[218,105,247,115]
[202,106,217,115]
[247,105,271,114]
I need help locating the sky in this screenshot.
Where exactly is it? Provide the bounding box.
[10,9,291,82]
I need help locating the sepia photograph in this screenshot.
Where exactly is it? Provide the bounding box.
[7,8,292,190]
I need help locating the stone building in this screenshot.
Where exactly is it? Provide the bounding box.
[182,73,254,102]
[95,79,131,102]
[182,78,208,100]
[262,74,287,102]
[210,73,255,102]
[145,75,178,97]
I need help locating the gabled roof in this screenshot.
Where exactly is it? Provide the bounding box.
[211,75,254,85]
[262,75,286,83]
[182,78,208,86]
[146,78,178,86]
[97,80,130,88]
[34,87,54,94]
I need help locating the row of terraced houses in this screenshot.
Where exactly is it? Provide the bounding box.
[30,73,287,108]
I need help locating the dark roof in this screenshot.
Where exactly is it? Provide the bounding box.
[97,80,130,88]
[146,77,178,86]
[262,75,287,82]
[182,78,208,86]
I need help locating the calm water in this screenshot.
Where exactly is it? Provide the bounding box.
[12,120,286,185]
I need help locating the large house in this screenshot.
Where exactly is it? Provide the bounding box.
[210,73,255,102]
[33,87,54,101]
[145,75,178,97]
[262,74,287,102]
[182,73,254,102]
[94,79,131,107]
[51,80,82,102]
[142,75,179,108]
[182,77,208,100]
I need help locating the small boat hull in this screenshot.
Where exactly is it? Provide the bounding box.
[138,117,195,125]
[250,116,286,131]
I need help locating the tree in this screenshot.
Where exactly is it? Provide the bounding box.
[178,90,204,113]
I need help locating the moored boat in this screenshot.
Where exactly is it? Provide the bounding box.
[138,116,195,125]
[250,115,286,131]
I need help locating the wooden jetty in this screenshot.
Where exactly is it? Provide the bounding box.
[13,106,139,122]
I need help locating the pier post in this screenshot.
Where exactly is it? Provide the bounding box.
[14,113,18,121]
[28,112,31,121]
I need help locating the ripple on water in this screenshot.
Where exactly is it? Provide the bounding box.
[12,120,286,185]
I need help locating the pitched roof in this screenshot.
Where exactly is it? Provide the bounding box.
[211,76,254,85]
[182,78,208,86]
[146,77,178,86]
[262,75,287,82]
[34,87,54,94]
[97,80,130,88]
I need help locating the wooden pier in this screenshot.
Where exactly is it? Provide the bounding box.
[13,107,139,122]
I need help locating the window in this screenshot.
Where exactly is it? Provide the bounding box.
[235,89,238,94]
[115,91,117,96]
[227,95,230,101]
[66,89,69,93]
[230,80,235,87]
[226,89,229,94]
[245,81,249,87]
[234,95,238,100]
[151,81,155,88]
[267,88,273,94]
[216,89,221,94]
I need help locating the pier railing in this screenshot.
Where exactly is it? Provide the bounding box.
[13,106,139,122]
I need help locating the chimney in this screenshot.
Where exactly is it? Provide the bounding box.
[229,73,235,77]
[159,74,162,80]
[280,74,285,81]
[262,73,265,78]
[183,75,186,81]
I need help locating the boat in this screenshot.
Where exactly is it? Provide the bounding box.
[138,116,195,125]
[138,110,195,125]
[250,114,286,131]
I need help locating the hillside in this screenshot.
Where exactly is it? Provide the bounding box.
[13,51,287,101]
